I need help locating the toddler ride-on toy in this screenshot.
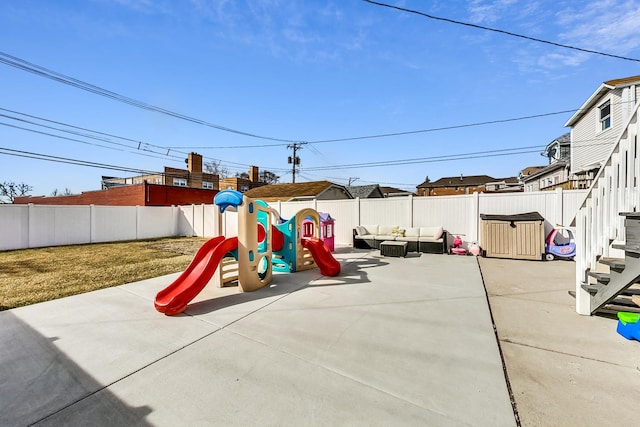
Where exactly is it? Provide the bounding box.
[545,226,576,261]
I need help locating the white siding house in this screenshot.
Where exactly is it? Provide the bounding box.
[565,76,640,187]
[523,133,570,191]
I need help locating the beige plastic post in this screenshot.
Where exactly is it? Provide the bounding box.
[295,208,320,271]
[236,195,272,292]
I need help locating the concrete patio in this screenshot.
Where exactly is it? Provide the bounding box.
[1,248,638,426]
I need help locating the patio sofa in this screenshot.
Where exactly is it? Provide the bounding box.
[353,225,447,254]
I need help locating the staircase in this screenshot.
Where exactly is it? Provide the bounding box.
[575,104,640,315]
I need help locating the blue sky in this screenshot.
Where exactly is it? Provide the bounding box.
[2,0,640,197]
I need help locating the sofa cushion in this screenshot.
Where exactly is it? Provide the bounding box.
[355,226,367,236]
[360,225,378,235]
[374,235,396,241]
[404,227,420,237]
[396,236,418,242]
[418,236,443,243]
[378,225,397,235]
[419,226,443,239]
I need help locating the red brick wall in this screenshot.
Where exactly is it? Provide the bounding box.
[14,183,217,206]
[146,185,216,206]
[14,185,146,205]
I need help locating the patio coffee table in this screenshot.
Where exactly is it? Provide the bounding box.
[380,240,408,257]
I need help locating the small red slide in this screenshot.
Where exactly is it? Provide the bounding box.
[301,237,341,277]
[155,236,238,316]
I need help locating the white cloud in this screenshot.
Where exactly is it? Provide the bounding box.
[558,1,640,55]
[467,0,519,24]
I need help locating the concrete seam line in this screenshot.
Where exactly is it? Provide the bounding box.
[476,256,522,427]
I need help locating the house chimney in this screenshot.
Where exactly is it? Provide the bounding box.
[249,165,259,182]
[187,152,202,174]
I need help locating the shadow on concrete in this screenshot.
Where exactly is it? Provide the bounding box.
[0,311,153,426]
[183,255,390,316]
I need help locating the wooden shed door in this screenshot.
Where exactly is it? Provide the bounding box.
[483,221,513,258]
[512,221,544,260]
[482,220,544,260]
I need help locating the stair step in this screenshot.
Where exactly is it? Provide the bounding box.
[599,257,625,270]
[620,212,640,218]
[581,284,601,295]
[598,303,640,315]
[611,243,640,255]
[611,294,639,306]
[587,271,610,284]
[621,286,640,296]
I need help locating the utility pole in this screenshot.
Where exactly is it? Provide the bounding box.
[287,142,305,183]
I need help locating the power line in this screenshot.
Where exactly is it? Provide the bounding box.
[0,106,290,174]
[0,120,182,163]
[1,49,634,151]
[302,147,544,171]
[300,135,620,172]
[0,147,163,175]
[362,0,640,63]
[0,51,299,144]
[0,132,620,187]
[308,110,577,144]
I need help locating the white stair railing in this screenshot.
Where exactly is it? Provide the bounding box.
[575,104,640,315]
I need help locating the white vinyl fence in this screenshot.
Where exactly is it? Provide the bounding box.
[0,204,220,251]
[1,188,587,251]
[268,188,587,248]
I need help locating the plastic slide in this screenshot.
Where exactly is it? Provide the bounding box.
[155,236,239,316]
[301,237,341,277]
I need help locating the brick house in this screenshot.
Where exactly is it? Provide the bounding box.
[102,152,218,190]
[219,166,266,193]
[416,175,513,196]
[14,182,217,206]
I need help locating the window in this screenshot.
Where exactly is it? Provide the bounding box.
[173,178,187,187]
[202,181,214,190]
[599,100,611,131]
[133,179,142,184]
[154,178,162,184]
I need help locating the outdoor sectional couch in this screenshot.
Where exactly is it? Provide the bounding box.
[353,225,447,254]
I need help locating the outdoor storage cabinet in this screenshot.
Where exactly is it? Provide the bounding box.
[480,212,545,261]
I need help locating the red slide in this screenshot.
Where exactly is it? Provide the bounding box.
[301,237,341,277]
[155,236,238,316]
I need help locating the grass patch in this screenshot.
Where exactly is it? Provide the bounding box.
[0,237,209,311]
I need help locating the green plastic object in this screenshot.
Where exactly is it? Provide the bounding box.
[617,312,640,325]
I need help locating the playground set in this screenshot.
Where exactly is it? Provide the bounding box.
[154,190,341,316]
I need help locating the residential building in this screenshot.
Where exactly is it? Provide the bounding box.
[102,152,219,191]
[523,133,571,192]
[484,177,522,193]
[14,182,217,206]
[416,175,502,196]
[564,75,640,188]
[219,166,266,193]
[379,186,416,197]
[518,166,545,182]
[243,181,352,203]
[347,184,384,198]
